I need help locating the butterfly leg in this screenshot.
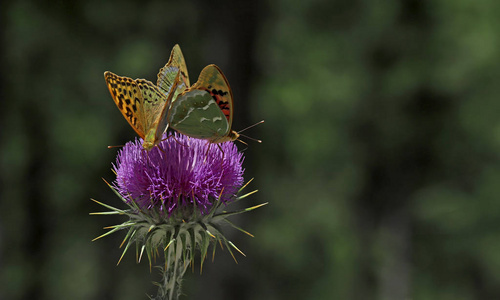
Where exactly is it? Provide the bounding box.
[141,148,157,165]
[157,144,166,154]
[203,142,212,163]
[160,134,174,142]
[171,135,189,148]
[217,143,225,168]
[160,133,189,148]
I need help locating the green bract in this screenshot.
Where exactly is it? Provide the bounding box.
[91,179,265,299]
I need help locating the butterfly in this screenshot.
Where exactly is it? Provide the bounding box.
[104,44,189,150]
[168,64,240,144]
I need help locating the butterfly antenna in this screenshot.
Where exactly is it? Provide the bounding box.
[239,133,261,143]
[107,145,125,149]
[237,120,265,134]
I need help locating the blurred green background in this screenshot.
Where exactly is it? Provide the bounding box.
[2,0,500,299]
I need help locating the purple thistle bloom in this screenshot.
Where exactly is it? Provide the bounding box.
[113,132,244,215]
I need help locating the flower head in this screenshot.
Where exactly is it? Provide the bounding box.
[113,132,244,216]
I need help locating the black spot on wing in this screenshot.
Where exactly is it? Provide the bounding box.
[117,93,124,110]
[211,89,228,96]
[201,87,231,121]
[125,106,134,122]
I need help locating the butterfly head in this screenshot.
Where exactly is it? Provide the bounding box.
[227,130,240,141]
[142,140,155,151]
[208,130,240,144]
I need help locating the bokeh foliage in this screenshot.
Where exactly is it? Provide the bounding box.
[2,0,500,299]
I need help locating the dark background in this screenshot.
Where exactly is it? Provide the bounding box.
[2,0,500,299]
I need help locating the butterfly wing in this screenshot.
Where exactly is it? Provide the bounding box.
[104,71,168,145]
[134,78,169,132]
[149,69,182,145]
[157,44,190,101]
[169,89,229,139]
[168,65,234,141]
[192,64,233,129]
[104,71,148,139]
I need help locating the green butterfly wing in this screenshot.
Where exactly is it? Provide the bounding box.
[147,69,181,148]
[169,64,239,143]
[168,89,229,139]
[157,44,190,101]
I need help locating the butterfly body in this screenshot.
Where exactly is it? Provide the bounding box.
[168,64,239,143]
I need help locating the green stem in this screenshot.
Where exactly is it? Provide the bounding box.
[155,235,189,300]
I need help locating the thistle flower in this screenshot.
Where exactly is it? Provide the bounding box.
[113,132,244,215]
[91,132,265,300]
